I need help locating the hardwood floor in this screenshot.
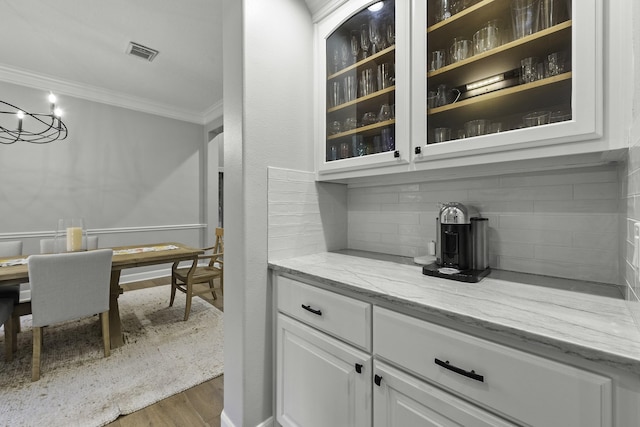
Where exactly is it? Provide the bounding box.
[107,277,224,427]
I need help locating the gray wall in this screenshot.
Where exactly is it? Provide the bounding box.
[0,81,207,278]
[222,0,314,426]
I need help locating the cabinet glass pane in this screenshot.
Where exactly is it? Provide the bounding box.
[325,1,396,162]
[426,0,572,144]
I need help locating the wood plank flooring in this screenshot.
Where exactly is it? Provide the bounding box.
[107,277,224,427]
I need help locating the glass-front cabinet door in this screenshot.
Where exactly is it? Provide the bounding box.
[412,0,602,163]
[317,0,410,177]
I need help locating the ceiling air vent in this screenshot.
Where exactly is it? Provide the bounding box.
[126,42,159,62]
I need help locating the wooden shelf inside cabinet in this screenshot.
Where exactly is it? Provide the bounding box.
[327,119,396,140]
[427,72,571,124]
[427,0,512,47]
[327,45,396,81]
[427,21,572,88]
[327,86,395,114]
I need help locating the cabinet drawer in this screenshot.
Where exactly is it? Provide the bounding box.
[276,276,371,351]
[374,307,612,427]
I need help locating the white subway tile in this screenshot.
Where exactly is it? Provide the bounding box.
[497,257,617,284]
[533,245,616,266]
[573,182,619,200]
[349,192,400,204]
[472,186,572,201]
[349,202,382,212]
[533,200,619,214]
[491,228,573,245]
[418,176,500,191]
[467,201,534,214]
[499,166,618,187]
[348,219,399,234]
[572,232,618,251]
[399,190,469,203]
[380,203,435,212]
[489,241,535,258]
[498,214,618,232]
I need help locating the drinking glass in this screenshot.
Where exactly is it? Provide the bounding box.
[340,39,350,69]
[430,50,446,71]
[511,0,540,40]
[339,142,350,159]
[343,75,357,102]
[434,127,452,143]
[360,24,371,59]
[523,111,551,127]
[449,37,472,63]
[549,110,571,123]
[386,19,396,46]
[381,128,395,151]
[464,119,490,137]
[360,68,376,96]
[329,81,341,107]
[369,19,385,54]
[350,31,360,63]
[377,63,393,90]
[545,51,566,76]
[378,104,393,122]
[539,0,568,29]
[520,57,539,83]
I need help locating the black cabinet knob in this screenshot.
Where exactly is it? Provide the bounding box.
[355,363,363,374]
[394,150,400,158]
[374,374,382,386]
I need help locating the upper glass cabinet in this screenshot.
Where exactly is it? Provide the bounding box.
[317,0,410,176]
[413,0,602,161]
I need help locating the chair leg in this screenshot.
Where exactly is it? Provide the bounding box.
[169,276,177,307]
[4,316,14,362]
[184,281,192,321]
[100,311,110,357]
[208,279,217,300]
[32,326,42,381]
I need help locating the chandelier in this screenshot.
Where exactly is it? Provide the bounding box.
[0,93,68,144]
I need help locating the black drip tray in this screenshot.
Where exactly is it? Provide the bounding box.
[422,262,490,283]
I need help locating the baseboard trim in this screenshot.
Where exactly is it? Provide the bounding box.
[220,410,274,427]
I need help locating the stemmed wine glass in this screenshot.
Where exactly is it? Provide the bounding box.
[386,18,395,46]
[369,19,386,54]
[360,24,370,59]
[340,39,350,70]
[350,30,360,64]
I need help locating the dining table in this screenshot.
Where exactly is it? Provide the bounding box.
[0,242,203,349]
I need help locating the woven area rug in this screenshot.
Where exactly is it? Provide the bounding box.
[0,285,224,427]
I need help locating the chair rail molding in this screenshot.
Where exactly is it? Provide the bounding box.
[0,223,206,240]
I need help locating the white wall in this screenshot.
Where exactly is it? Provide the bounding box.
[0,81,207,276]
[222,0,314,426]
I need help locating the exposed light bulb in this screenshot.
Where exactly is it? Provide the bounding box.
[48,93,57,103]
[368,1,384,12]
[54,108,63,117]
[16,110,25,119]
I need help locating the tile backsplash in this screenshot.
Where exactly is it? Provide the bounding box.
[624,117,640,329]
[348,164,620,286]
[268,167,347,261]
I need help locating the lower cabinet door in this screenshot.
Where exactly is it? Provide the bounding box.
[276,313,372,427]
[373,360,516,427]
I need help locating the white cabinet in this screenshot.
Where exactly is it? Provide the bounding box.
[374,306,613,427]
[315,0,411,177]
[276,314,372,427]
[273,273,628,427]
[314,0,629,181]
[373,360,516,426]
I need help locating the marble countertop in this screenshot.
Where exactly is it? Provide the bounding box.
[269,251,640,375]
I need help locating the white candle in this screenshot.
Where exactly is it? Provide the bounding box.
[67,227,83,251]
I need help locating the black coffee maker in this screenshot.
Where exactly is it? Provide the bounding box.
[423,202,490,283]
[439,202,473,270]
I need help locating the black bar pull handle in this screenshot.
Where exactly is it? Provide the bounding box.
[301,304,322,316]
[355,363,363,374]
[374,374,382,386]
[434,358,484,383]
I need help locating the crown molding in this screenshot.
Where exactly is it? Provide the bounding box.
[203,100,224,125]
[308,0,349,22]
[0,64,220,125]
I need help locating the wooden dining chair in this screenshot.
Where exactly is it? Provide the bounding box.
[0,240,22,361]
[28,249,113,381]
[170,227,224,321]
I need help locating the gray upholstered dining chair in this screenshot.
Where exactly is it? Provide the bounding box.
[0,240,22,361]
[28,248,113,381]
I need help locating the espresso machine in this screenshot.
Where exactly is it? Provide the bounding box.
[422,202,490,283]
